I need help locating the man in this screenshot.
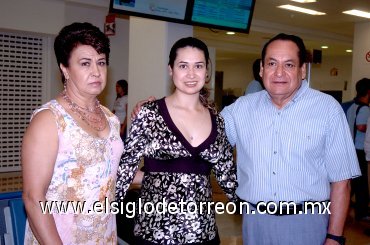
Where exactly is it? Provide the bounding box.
[221,33,360,244]
[342,78,370,221]
[244,58,264,95]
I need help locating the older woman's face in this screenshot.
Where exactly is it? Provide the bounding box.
[61,44,107,97]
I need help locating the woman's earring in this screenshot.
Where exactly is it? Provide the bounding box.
[64,76,69,91]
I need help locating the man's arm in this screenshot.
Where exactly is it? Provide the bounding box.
[365,118,370,161]
[325,179,350,244]
[130,96,156,120]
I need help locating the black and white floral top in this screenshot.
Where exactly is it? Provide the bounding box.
[116,98,238,245]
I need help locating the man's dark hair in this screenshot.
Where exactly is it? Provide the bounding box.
[261,33,307,67]
[355,78,370,97]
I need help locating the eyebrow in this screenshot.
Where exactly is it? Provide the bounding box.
[79,57,106,61]
[267,57,296,63]
[177,61,205,64]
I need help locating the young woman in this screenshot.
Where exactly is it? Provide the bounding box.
[116,37,238,244]
[113,79,128,140]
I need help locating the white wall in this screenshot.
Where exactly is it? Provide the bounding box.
[352,21,370,96]
[0,0,358,107]
[0,1,65,35]
[310,55,353,101]
[217,58,256,96]
[0,0,129,110]
[100,18,130,109]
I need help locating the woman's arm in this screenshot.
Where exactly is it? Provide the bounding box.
[116,102,153,200]
[22,110,62,244]
[212,116,238,202]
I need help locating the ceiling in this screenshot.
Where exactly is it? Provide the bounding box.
[193,0,370,61]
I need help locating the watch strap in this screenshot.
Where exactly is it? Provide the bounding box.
[326,233,345,245]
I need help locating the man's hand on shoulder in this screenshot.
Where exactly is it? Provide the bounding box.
[131,96,156,120]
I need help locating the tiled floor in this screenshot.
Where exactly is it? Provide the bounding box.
[2,171,369,244]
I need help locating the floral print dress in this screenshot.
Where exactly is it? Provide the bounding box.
[116,98,238,245]
[24,100,124,245]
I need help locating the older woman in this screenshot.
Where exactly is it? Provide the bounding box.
[22,22,123,244]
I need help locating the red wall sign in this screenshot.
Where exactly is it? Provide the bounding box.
[366,51,370,62]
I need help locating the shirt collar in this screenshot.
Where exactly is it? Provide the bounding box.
[263,79,309,106]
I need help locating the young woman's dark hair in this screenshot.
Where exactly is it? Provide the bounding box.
[168,37,216,113]
[261,33,307,67]
[54,22,110,83]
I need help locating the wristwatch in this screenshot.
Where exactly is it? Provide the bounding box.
[326,233,345,245]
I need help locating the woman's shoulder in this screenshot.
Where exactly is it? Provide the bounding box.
[28,100,62,132]
[142,98,161,112]
[32,100,61,119]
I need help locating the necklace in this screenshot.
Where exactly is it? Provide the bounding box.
[62,90,107,131]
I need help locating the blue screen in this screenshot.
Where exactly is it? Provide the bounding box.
[191,0,255,32]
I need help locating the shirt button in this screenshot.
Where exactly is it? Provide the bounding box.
[273,172,276,175]
[274,151,277,154]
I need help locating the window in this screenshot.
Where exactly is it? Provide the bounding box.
[0,31,46,172]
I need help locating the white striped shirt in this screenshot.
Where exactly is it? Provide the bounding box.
[221,80,361,203]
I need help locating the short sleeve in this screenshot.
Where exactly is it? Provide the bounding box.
[220,103,238,147]
[324,105,361,182]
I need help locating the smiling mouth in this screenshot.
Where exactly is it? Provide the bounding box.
[185,81,197,86]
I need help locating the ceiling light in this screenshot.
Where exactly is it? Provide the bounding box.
[278,5,326,15]
[321,46,328,49]
[226,31,235,35]
[290,0,317,3]
[342,10,370,19]
[346,50,352,53]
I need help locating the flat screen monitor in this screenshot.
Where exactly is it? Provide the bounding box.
[110,0,192,25]
[190,0,255,33]
[109,0,256,33]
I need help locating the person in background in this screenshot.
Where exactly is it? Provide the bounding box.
[116,37,238,244]
[221,33,360,245]
[343,78,370,221]
[22,22,124,244]
[365,116,370,165]
[364,116,370,236]
[244,58,264,95]
[113,79,128,140]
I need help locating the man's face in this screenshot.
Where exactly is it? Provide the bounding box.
[260,40,306,107]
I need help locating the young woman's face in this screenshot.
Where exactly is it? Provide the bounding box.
[61,44,107,97]
[168,46,207,95]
